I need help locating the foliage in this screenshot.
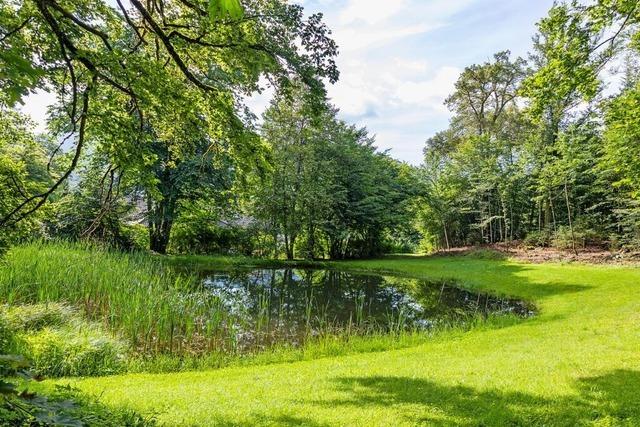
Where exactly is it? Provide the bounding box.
[0,242,220,356]
[252,86,414,260]
[2,304,126,378]
[4,303,75,332]
[604,83,640,196]
[0,109,52,248]
[0,351,152,426]
[0,0,339,229]
[416,51,531,249]
[19,326,125,378]
[416,0,640,251]
[141,132,242,254]
[169,206,259,256]
[44,153,145,251]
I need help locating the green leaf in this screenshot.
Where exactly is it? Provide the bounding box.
[209,0,244,22]
[0,380,17,396]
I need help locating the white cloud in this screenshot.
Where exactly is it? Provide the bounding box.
[305,0,478,163]
[328,59,459,117]
[334,23,435,52]
[394,66,460,109]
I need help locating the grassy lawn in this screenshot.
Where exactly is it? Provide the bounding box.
[56,255,640,426]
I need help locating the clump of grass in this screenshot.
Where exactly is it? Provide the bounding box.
[463,248,507,260]
[125,331,435,374]
[0,241,225,356]
[3,302,75,331]
[19,324,126,377]
[2,303,126,377]
[124,313,524,375]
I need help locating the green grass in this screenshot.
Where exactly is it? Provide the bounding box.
[47,254,640,426]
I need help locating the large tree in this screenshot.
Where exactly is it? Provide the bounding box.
[254,87,412,260]
[0,0,338,230]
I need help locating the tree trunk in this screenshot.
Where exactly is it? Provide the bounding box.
[549,193,557,235]
[564,181,578,255]
[148,196,176,255]
[285,233,296,260]
[442,221,450,251]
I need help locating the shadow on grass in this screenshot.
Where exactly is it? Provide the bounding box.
[308,369,640,425]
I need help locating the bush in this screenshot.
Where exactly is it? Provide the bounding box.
[19,326,125,377]
[2,303,126,377]
[0,354,153,426]
[170,222,258,255]
[123,223,150,251]
[0,313,16,353]
[523,230,551,248]
[464,248,506,260]
[3,302,74,332]
[552,225,606,250]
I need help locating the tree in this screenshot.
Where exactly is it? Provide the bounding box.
[446,51,526,137]
[44,152,144,250]
[520,0,638,248]
[143,128,243,254]
[253,87,412,260]
[602,81,640,247]
[0,110,52,249]
[0,0,338,229]
[417,52,530,248]
[414,0,640,251]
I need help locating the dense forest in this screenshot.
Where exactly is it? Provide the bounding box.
[1,0,639,259]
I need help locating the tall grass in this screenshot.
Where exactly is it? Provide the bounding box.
[0,242,424,360]
[0,241,225,355]
[0,242,524,371]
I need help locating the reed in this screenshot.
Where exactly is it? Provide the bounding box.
[0,241,225,355]
[0,242,515,370]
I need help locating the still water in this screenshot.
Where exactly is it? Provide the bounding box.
[197,268,533,352]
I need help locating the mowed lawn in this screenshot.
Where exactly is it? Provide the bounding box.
[58,256,640,426]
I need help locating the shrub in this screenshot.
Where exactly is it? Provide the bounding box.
[18,325,126,377]
[464,248,506,260]
[523,230,551,248]
[3,302,74,332]
[2,303,127,377]
[170,221,258,256]
[0,354,154,426]
[552,225,606,250]
[0,313,16,353]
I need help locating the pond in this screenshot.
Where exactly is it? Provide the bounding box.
[195,268,533,353]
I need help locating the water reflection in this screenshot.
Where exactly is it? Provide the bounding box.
[200,269,533,352]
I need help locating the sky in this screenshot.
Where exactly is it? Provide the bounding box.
[21,0,556,165]
[287,0,557,164]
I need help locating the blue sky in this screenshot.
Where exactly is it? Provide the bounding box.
[21,0,556,165]
[288,0,556,164]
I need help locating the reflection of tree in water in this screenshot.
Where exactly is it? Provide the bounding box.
[201,269,532,352]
